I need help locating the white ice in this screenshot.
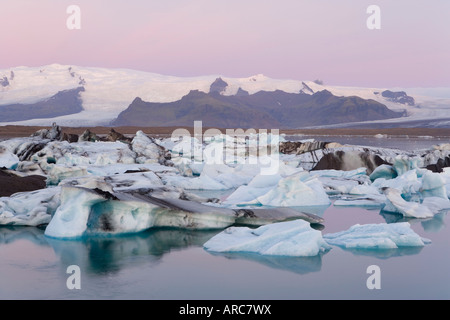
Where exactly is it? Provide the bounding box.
[323,222,430,249]
[203,219,331,256]
[0,148,19,169]
[382,188,434,219]
[0,187,60,226]
[227,171,330,207]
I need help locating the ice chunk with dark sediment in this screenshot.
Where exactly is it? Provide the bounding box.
[0,187,60,226]
[43,181,325,239]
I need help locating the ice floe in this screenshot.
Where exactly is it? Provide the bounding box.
[203,219,331,256]
[224,171,331,207]
[323,222,430,249]
[0,187,60,226]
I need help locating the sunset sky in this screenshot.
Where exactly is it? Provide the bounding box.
[1,0,449,87]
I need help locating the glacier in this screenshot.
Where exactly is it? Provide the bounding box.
[1,64,450,128]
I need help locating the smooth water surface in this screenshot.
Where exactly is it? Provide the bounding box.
[1,203,448,300]
[286,134,447,152]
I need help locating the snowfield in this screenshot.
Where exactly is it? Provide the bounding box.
[1,64,450,127]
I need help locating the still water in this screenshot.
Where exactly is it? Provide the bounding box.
[285,134,447,152]
[0,136,449,300]
[1,204,448,300]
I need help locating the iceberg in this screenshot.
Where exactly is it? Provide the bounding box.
[420,171,448,200]
[392,155,420,176]
[382,187,434,219]
[0,187,60,226]
[31,140,136,167]
[44,186,109,238]
[44,185,238,239]
[372,170,421,196]
[0,146,19,169]
[310,168,372,195]
[323,222,430,249]
[131,130,172,166]
[162,173,229,190]
[43,182,325,238]
[333,183,387,207]
[246,171,331,207]
[223,169,301,206]
[46,165,89,186]
[203,219,331,256]
[369,164,397,181]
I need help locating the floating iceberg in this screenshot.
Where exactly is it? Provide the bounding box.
[369,164,397,181]
[382,187,434,219]
[392,155,420,176]
[0,187,60,226]
[203,219,331,257]
[310,168,372,196]
[372,170,421,196]
[44,186,237,238]
[323,222,430,249]
[420,171,448,200]
[42,177,325,239]
[230,171,330,207]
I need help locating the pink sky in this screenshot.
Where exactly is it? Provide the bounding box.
[1,0,449,87]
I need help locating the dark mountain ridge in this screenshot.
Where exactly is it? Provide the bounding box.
[112,88,404,129]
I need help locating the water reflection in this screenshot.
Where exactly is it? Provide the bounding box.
[0,226,48,246]
[0,205,446,277]
[421,212,447,233]
[207,251,325,275]
[0,226,219,275]
[46,228,219,275]
[0,223,325,276]
[332,246,424,259]
[380,210,448,233]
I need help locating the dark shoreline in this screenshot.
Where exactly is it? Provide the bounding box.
[0,125,450,139]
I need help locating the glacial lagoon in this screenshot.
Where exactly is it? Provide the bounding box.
[0,203,448,300]
[0,135,449,300]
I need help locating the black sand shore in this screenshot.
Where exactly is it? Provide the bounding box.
[0,125,449,139]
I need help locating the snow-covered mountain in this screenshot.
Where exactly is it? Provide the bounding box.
[0,64,449,128]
